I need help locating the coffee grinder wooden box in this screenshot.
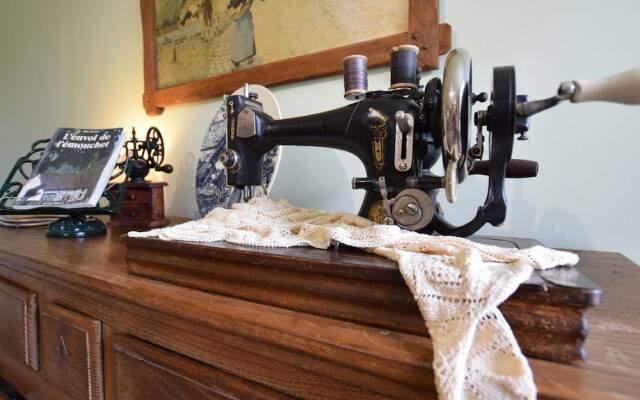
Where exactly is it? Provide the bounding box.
[111,181,169,228]
[111,127,172,228]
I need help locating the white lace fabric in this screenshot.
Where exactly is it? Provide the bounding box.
[129,198,578,400]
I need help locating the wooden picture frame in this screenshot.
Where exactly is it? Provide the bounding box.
[141,0,452,115]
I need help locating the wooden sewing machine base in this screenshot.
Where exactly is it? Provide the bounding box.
[123,235,601,364]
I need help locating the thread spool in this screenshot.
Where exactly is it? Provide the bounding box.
[389,44,419,89]
[342,55,368,100]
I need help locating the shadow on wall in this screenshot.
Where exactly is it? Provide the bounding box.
[536,209,593,251]
[507,180,593,250]
[269,147,358,213]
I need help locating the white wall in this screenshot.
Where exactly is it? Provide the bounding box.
[1,0,638,263]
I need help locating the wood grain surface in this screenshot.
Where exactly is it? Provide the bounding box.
[0,224,637,399]
[0,277,38,371]
[113,334,293,400]
[124,235,600,363]
[41,303,103,400]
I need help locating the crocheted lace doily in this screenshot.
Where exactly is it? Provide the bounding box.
[130,198,578,400]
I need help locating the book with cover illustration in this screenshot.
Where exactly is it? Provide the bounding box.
[13,128,125,209]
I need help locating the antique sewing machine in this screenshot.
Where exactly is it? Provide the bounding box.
[219,46,640,236]
[123,48,639,376]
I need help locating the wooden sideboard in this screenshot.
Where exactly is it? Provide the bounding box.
[0,224,638,399]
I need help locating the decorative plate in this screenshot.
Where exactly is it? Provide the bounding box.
[195,84,282,217]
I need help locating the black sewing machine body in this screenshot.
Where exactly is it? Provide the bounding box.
[225,91,440,219]
[219,47,640,237]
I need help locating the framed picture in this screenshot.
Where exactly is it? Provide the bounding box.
[141,0,451,115]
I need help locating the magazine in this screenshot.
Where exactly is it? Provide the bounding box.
[13,128,125,209]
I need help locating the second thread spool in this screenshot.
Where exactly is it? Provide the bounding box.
[389,44,419,89]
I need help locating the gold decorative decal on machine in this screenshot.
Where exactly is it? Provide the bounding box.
[367,108,389,171]
[368,200,385,224]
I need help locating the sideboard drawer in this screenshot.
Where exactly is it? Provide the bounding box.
[0,277,38,371]
[41,303,103,400]
[112,335,292,400]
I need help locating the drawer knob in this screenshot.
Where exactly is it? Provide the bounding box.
[128,194,137,201]
[129,211,137,217]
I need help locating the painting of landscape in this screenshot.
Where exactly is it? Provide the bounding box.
[154,0,407,88]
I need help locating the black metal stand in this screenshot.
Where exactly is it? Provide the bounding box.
[0,138,129,238]
[46,215,107,238]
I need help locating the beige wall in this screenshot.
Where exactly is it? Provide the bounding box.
[1,0,639,263]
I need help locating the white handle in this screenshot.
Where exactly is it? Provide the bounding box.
[572,68,640,104]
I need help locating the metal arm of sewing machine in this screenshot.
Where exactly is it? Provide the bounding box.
[223,90,433,223]
[223,94,372,187]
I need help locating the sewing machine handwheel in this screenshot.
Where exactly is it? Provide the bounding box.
[425,65,517,237]
[488,66,516,161]
[441,48,472,198]
[474,65,515,226]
